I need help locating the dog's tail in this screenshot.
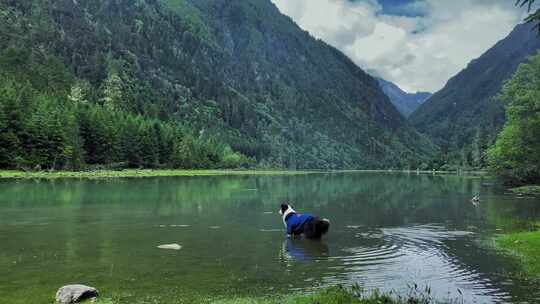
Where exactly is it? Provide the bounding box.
[305,217,330,239]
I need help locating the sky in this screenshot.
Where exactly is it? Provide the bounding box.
[270,0,532,93]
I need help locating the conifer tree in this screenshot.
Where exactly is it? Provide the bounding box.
[0,102,10,167]
[121,115,143,168]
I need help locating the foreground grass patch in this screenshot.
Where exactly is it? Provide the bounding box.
[210,286,436,304]
[0,169,316,180]
[75,286,443,304]
[496,228,540,276]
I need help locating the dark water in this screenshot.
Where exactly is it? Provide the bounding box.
[1,173,540,303]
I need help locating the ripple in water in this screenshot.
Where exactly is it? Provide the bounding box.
[323,224,511,303]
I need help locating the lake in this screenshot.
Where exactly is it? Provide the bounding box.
[1,173,540,303]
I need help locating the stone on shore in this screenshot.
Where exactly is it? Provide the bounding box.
[157,243,182,250]
[56,284,98,304]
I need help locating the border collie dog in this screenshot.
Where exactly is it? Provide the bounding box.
[279,203,330,239]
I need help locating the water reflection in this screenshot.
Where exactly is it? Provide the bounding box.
[281,238,330,262]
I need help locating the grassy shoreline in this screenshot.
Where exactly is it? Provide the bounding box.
[0,169,488,180]
[0,169,319,180]
[510,185,540,196]
[495,224,540,277]
[85,286,439,304]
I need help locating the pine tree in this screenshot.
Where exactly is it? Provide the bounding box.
[63,107,85,170]
[120,115,143,168]
[139,119,159,168]
[171,132,196,169]
[26,96,53,169]
[0,79,27,168]
[156,122,175,166]
[0,102,10,167]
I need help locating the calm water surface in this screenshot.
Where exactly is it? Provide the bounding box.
[1,173,540,303]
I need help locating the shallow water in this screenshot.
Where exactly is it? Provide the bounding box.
[1,173,540,303]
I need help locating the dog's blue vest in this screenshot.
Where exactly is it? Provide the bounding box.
[285,213,314,235]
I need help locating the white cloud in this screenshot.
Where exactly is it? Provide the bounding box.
[271,0,524,93]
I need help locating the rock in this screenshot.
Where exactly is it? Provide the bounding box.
[56,284,98,304]
[157,243,182,250]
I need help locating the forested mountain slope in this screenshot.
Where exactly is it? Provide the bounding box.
[377,78,431,117]
[0,0,435,170]
[410,22,540,167]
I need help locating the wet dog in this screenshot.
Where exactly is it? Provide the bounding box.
[279,203,330,239]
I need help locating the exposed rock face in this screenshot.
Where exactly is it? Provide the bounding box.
[56,284,98,304]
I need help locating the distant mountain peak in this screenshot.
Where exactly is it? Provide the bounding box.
[377,78,432,117]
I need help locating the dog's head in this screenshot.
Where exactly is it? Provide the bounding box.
[279,203,295,228]
[279,203,291,215]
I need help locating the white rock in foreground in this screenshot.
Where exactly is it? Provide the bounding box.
[157,243,182,250]
[56,284,98,304]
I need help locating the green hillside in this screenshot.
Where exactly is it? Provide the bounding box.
[0,0,436,171]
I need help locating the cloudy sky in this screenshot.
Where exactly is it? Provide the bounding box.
[271,0,532,93]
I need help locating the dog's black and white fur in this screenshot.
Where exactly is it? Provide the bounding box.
[279,203,330,239]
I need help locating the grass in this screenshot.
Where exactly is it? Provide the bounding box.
[510,185,540,196]
[0,169,489,180]
[0,169,318,180]
[210,288,400,304]
[495,224,540,277]
[83,300,115,304]
[76,286,445,304]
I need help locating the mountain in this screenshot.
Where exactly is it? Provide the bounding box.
[377,78,432,117]
[409,22,540,167]
[0,0,435,170]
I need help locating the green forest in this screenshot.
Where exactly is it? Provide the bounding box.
[0,0,250,171]
[0,0,436,172]
[0,51,247,170]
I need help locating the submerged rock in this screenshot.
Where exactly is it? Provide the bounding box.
[56,284,98,304]
[157,243,182,250]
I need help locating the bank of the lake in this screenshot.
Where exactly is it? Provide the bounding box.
[510,185,540,196]
[0,169,489,180]
[0,169,318,180]
[81,287,436,304]
[495,226,540,277]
